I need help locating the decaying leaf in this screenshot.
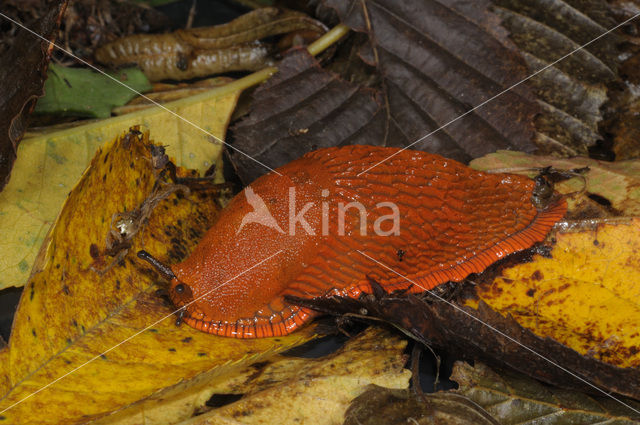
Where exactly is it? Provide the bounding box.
[232,0,627,184]
[95,7,326,82]
[34,64,151,118]
[176,327,410,425]
[288,256,640,401]
[344,385,500,425]
[231,48,383,184]
[0,129,316,425]
[0,83,239,290]
[453,361,640,424]
[490,0,619,155]
[466,218,640,369]
[470,151,640,217]
[320,0,620,156]
[0,0,68,191]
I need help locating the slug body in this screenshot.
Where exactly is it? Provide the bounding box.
[166,146,566,338]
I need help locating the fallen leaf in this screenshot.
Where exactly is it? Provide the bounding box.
[0,0,68,191]
[490,0,618,155]
[0,348,8,398]
[34,64,151,118]
[231,48,383,184]
[178,327,410,425]
[0,129,316,425]
[289,269,640,400]
[94,7,325,82]
[112,77,234,116]
[344,385,499,425]
[453,361,640,424]
[231,0,626,184]
[470,151,640,217]
[466,218,640,369]
[320,0,619,157]
[0,82,240,290]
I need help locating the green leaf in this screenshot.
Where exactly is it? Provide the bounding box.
[34,64,151,118]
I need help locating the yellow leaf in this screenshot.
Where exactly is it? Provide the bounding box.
[0,82,242,290]
[181,327,410,425]
[464,218,640,368]
[0,130,316,425]
[470,151,640,216]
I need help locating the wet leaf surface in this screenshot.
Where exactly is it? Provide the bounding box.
[453,361,640,424]
[0,0,68,191]
[34,64,151,118]
[0,83,239,290]
[0,129,315,425]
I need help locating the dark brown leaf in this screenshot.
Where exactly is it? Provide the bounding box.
[231,0,624,184]
[0,0,67,191]
[491,0,619,156]
[231,48,385,183]
[287,279,640,402]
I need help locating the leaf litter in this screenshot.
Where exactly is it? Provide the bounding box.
[33,64,151,119]
[231,0,630,184]
[172,327,410,425]
[2,1,640,423]
[0,80,240,290]
[0,0,68,191]
[0,129,316,425]
[453,361,640,424]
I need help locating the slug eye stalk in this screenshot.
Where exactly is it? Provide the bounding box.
[137,250,176,281]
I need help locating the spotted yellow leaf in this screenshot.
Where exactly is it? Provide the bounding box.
[465,218,640,369]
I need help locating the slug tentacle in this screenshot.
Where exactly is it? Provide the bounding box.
[137,250,176,280]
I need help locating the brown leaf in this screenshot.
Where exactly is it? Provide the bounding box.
[231,48,384,184]
[344,385,500,425]
[491,0,619,155]
[231,0,624,184]
[453,361,640,424]
[0,0,68,191]
[321,0,619,157]
[287,276,640,401]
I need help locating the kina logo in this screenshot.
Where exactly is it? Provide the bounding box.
[236,186,285,235]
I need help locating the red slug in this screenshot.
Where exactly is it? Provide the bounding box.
[139,145,567,338]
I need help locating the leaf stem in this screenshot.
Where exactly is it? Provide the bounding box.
[308,23,350,56]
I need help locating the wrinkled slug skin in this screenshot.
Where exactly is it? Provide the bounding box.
[167,146,566,338]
